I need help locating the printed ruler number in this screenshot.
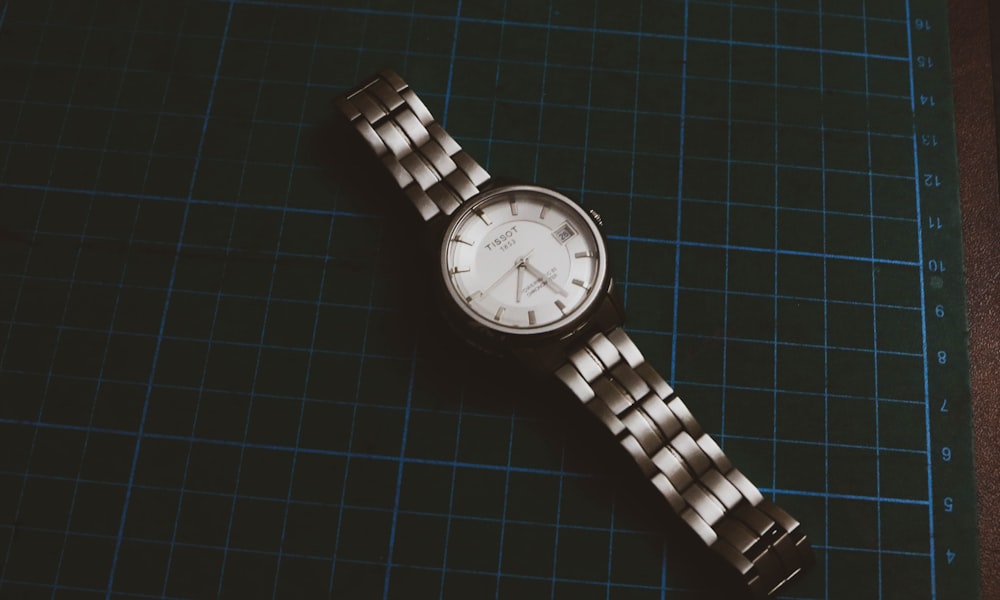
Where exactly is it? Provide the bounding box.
[912,7,975,594]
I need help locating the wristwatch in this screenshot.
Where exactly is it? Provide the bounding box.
[334,69,814,598]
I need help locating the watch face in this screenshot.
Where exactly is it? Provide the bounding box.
[441,185,608,335]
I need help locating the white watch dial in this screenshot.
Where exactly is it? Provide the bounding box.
[441,185,607,335]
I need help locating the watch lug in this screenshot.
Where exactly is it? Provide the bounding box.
[593,277,626,329]
[421,208,451,251]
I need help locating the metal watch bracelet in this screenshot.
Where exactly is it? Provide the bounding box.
[335,69,813,598]
[335,69,490,221]
[556,327,814,598]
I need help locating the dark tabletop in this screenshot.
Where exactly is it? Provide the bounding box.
[948,1,1000,599]
[0,0,989,598]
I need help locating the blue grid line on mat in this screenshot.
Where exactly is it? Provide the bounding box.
[0,0,977,598]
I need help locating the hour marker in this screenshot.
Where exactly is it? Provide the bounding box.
[528,310,536,325]
[494,306,505,321]
[575,251,595,259]
[451,266,470,274]
[452,236,473,246]
[555,299,566,313]
[539,204,550,219]
[572,278,589,289]
[465,290,483,303]
[475,209,491,225]
[509,199,518,216]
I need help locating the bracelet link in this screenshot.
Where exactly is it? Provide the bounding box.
[336,69,490,220]
[554,326,814,597]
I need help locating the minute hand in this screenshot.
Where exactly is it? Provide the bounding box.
[524,260,568,297]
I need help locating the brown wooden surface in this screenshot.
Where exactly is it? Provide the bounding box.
[948,0,1000,597]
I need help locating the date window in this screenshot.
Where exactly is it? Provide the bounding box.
[552,222,577,245]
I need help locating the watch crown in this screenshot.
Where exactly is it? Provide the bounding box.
[588,209,604,228]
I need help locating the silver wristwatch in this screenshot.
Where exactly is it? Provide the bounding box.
[335,69,814,598]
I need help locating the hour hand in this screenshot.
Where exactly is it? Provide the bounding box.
[524,259,568,297]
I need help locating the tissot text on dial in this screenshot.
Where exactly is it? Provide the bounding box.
[484,225,519,252]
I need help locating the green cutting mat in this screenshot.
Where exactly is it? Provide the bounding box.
[0,0,979,598]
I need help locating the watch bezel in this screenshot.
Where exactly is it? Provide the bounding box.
[437,184,612,342]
